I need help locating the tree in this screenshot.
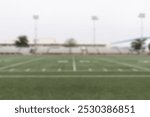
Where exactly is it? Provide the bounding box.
[15,35,29,47]
[64,38,77,54]
[148,43,150,50]
[148,43,150,53]
[131,39,146,54]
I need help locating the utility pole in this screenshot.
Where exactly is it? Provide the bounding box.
[138,13,146,40]
[33,14,39,52]
[92,16,99,46]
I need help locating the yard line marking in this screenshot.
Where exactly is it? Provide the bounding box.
[80,60,90,63]
[132,69,138,72]
[88,68,92,72]
[103,68,108,72]
[99,58,150,71]
[25,69,31,72]
[0,75,150,78]
[58,60,68,63]
[118,68,123,72]
[57,68,62,72]
[9,69,14,72]
[72,57,77,72]
[0,58,42,70]
[42,68,46,72]
[139,60,150,64]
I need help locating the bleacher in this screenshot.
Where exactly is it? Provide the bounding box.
[0,46,20,54]
[36,46,50,54]
[119,47,131,54]
[71,47,82,54]
[86,47,98,54]
[0,44,134,55]
[49,47,70,54]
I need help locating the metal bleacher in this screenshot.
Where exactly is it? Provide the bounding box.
[86,47,98,54]
[0,44,133,55]
[0,46,20,54]
[71,47,82,54]
[49,47,69,54]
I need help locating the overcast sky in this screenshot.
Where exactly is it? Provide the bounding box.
[0,0,150,44]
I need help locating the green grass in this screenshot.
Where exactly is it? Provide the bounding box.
[0,55,150,99]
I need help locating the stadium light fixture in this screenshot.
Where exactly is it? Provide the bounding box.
[138,13,146,40]
[33,14,39,50]
[92,16,99,46]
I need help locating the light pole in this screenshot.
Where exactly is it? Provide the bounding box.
[138,13,146,40]
[92,16,98,46]
[33,14,39,51]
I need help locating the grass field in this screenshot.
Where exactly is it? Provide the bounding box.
[0,55,150,100]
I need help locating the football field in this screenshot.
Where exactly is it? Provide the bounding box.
[0,55,150,99]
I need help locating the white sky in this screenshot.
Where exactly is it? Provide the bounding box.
[0,0,150,44]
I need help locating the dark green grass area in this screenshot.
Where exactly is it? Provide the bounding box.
[0,55,150,100]
[0,77,150,100]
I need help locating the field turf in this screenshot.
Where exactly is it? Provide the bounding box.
[0,55,150,100]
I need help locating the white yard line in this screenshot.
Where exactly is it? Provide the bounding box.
[99,58,150,71]
[42,68,46,72]
[9,69,15,72]
[132,69,138,72]
[0,58,42,70]
[103,68,108,72]
[58,60,68,63]
[88,68,92,72]
[118,68,123,72]
[25,69,31,72]
[0,75,150,78]
[72,57,77,72]
[57,68,62,72]
[80,60,90,63]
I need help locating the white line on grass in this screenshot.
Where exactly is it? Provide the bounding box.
[139,60,150,64]
[99,58,150,71]
[57,68,62,72]
[42,68,46,72]
[72,57,77,72]
[9,69,14,72]
[25,69,31,72]
[118,68,123,72]
[80,60,90,63]
[103,68,108,72]
[132,69,138,72]
[0,58,42,70]
[88,68,92,72]
[0,75,150,78]
[58,60,68,63]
